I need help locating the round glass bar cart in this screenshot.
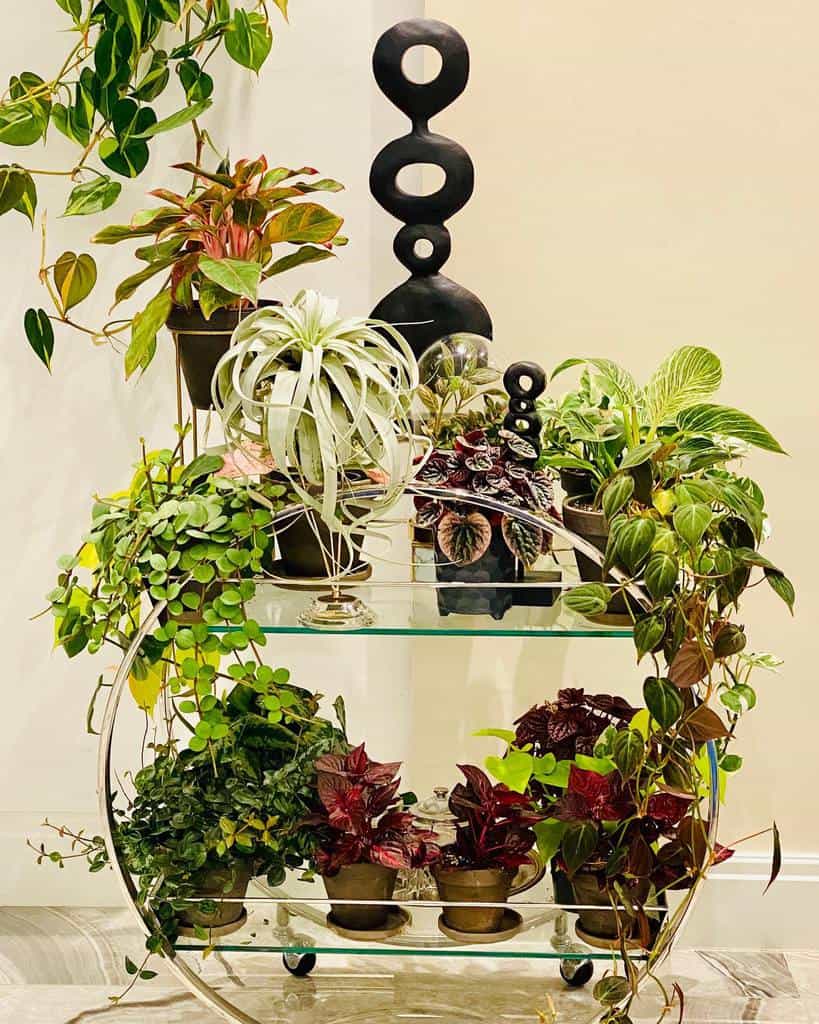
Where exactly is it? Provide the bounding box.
[96,484,720,1024]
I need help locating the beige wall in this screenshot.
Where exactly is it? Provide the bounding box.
[419,0,818,856]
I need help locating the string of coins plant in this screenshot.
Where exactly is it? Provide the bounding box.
[0,0,289,367]
[38,427,355,995]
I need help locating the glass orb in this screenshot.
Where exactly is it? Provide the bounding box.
[418,333,493,386]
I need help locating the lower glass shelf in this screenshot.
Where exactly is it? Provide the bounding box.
[168,875,655,962]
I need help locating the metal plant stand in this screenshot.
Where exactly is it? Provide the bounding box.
[97,486,719,1024]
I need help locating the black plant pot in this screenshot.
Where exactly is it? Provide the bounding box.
[559,467,595,500]
[561,496,630,617]
[275,510,367,578]
[434,527,517,620]
[167,299,279,411]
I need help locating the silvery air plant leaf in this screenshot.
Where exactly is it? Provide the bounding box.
[501,515,543,568]
[212,290,421,540]
[437,511,492,566]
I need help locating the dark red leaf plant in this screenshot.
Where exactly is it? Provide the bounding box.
[308,744,439,876]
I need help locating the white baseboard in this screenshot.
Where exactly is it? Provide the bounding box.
[2,815,817,948]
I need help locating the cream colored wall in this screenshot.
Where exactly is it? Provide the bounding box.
[0,0,422,905]
[416,0,818,859]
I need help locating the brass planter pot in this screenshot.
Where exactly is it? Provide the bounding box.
[180,861,253,931]
[570,867,651,941]
[433,866,513,934]
[323,863,398,931]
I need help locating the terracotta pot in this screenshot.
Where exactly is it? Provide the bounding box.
[322,863,398,931]
[180,861,253,930]
[570,866,651,940]
[434,527,517,620]
[167,300,279,411]
[561,496,629,615]
[433,865,513,934]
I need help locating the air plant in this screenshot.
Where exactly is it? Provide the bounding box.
[212,289,421,541]
[415,428,558,568]
[309,744,439,876]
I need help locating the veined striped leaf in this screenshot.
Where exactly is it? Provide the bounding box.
[677,403,786,454]
[644,346,722,429]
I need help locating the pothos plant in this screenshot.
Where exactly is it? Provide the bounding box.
[42,155,345,378]
[0,0,290,369]
[414,428,559,568]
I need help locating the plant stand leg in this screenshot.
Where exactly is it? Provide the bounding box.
[552,911,594,987]
[276,906,318,978]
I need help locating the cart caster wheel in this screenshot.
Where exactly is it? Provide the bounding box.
[282,953,316,977]
[560,958,594,987]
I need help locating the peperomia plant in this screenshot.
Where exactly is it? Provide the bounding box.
[308,744,439,876]
[27,155,346,375]
[0,1,291,370]
[415,428,558,568]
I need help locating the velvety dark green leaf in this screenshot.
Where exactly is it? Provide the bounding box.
[764,568,795,613]
[673,502,713,549]
[616,516,656,574]
[644,551,678,600]
[643,676,683,729]
[594,976,631,1006]
[177,59,214,103]
[561,821,598,876]
[602,474,634,521]
[562,582,611,616]
[633,612,665,661]
[612,729,644,779]
[24,307,54,371]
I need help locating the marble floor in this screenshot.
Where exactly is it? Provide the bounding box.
[0,907,816,1024]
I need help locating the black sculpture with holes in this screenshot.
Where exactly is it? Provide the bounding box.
[370,19,492,358]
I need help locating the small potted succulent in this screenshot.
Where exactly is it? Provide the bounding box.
[92,156,346,406]
[309,744,439,932]
[432,765,543,935]
[415,428,558,619]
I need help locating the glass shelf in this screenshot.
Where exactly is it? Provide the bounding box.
[170,875,654,962]
[206,552,634,639]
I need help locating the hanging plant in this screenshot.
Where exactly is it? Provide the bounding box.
[0,0,291,369]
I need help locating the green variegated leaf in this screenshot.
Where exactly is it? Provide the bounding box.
[53,252,97,311]
[644,551,678,599]
[225,10,272,72]
[677,403,786,454]
[633,612,665,661]
[124,289,172,378]
[198,257,260,301]
[673,502,713,549]
[764,568,795,613]
[643,346,722,430]
[64,175,121,216]
[612,729,644,779]
[602,475,634,521]
[562,583,611,616]
[643,676,683,729]
[588,357,640,405]
[615,516,656,574]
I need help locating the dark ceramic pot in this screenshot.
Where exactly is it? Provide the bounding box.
[561,496,629,616]
[434,527,517,620]
[323,863,398,931]
[180,861,253,931]
[167,299,279,411]
[275,509,367,578]
[570,866,651,940]
[433,865,513,934]
[559,467,595,500]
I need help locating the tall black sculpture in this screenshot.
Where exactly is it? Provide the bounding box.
[370,19,492,359]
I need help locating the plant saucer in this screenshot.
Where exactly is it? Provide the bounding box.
[325,906,411,941]
[509,852,546,897]
[437,908,523,944]
[177,907,248,939]
[575,919,657,951]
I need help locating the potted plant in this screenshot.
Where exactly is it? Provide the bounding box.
[415,428,558,619]
[540,346,786,619]
[86,156,346,405]
[8,1,289,374]
[36,677,347,946]
[432,765,544,935]
[308,744,439,932]
[212,289,420,578]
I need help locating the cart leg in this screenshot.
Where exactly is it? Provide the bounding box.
[276,905,318,978]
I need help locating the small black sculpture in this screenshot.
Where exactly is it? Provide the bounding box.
[370,19,492,359]
[503,361,547,458]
